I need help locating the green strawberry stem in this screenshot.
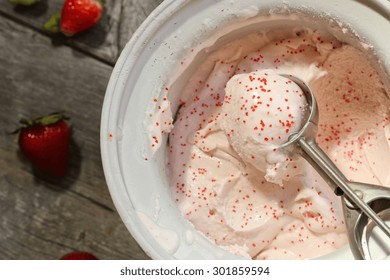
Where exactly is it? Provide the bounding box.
[20,112,69,127]
[8,0,40,5]
[43,12,61,34]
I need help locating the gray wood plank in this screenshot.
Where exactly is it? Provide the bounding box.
[117,0,163,52]
[0,0,163,64]
[0,14,149,259]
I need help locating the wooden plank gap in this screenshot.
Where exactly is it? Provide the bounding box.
[23,229,78,252]
[66,189,115,213]
[0,8,115,67]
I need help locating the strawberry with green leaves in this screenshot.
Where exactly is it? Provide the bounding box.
[17,112,70,178]
[44,0,105,36]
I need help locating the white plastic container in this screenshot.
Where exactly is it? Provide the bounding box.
[101,0,390,259]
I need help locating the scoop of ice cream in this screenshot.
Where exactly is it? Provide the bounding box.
[220,70,307,184]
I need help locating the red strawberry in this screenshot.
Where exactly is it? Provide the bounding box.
[60,251,98,260]
[60,0,105,36]
[18,112,70,178]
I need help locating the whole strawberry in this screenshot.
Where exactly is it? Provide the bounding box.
[18,112,70,178]
[60,0,105,36]
[60,251,98,260]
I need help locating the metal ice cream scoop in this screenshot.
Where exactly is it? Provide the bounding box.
[280,74,390,260]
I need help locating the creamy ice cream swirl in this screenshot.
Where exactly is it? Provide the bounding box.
[166,28,390,259]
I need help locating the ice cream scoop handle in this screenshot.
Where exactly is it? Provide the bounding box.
[297,139,345,195]
[297,137,390,238]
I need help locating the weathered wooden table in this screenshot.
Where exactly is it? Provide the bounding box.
[0,0,163,260]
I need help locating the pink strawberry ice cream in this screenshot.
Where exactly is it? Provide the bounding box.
[220,70,307,185]
[163,26,390,259]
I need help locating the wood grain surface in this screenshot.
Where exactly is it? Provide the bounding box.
[0,0,163,260]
